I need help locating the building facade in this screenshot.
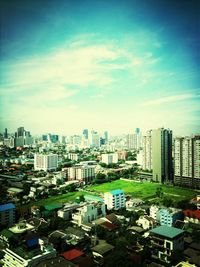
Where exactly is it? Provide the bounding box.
[101,153,118,165]
[67,165,95,183]
[174,135,200,188]
[0,203,16,227]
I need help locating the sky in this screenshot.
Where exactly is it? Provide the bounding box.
[0,0,200,136]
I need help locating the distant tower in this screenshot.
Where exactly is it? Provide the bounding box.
[83,129,89,139]
[4,128,8,138]
[104,131,109,143]
[135,128,140,134]
[17,127,25,137]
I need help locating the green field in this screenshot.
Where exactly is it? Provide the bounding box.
[23,191,88,208]
[88,180,197,201]
[23,180,197,208]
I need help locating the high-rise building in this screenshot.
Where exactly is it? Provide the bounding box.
[174,135,200,188]
[142,130,152,171]
[152,128,173,183]
[89,130,100,148]
[0,203,16,227]
[34,153,58,171]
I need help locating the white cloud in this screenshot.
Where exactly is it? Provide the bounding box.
[143,93,196,106]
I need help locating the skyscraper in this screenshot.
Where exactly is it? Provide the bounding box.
[17,127,25,137]
[152,128,173,183]
[4,128,8,139]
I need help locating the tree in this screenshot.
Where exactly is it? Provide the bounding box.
[156,187,163,198]
[94,173,106,184]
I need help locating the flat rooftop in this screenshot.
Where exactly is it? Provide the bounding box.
[150,225,184,239]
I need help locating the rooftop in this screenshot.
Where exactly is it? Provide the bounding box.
[62,248,84,261]
[109,189,124,195]
[0,203,15,212]
[92,239,114,255]
[150,225,184,239]
[44,203,63,211]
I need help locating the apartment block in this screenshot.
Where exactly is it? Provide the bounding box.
[67,165,95,183]
[34,153,58,171]
[104,189,126,210]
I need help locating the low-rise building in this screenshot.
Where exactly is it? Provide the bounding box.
[104,189,126,210]
[72,203,106,226]
[2,238,56,267]
[136,215,156,230]
[183,210,200,224]
[150,225,184,264]
[157,208,183,227]
[150,205,159,220]
[101,153,118,164]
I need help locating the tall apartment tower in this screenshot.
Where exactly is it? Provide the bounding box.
[174,135,200,188]
[142,130,152,171]
[152,128,173,183]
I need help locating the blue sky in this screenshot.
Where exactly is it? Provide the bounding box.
[0,0,200,135]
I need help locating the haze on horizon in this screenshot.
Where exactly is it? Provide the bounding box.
[0,0,200,136]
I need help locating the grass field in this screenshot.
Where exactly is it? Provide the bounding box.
[88,180,197,201]
[23,180,197,208]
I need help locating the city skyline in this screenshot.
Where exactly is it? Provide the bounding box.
[0,0,200,135]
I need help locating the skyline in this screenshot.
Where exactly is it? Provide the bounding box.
[0,0,200,135]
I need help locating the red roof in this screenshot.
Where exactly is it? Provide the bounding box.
[62,249,84,260]
[100,221,118,231]
[183,210,200,219]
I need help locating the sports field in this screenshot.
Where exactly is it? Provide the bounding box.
[88,179,197,201]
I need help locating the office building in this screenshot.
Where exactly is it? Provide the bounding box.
[174,135,200,188]
[152,128,173,183]
[34,153,58,171]
[104,189,126,210]
[0,203,16,227]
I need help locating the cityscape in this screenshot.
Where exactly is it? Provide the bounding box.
[0,0,200,267]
